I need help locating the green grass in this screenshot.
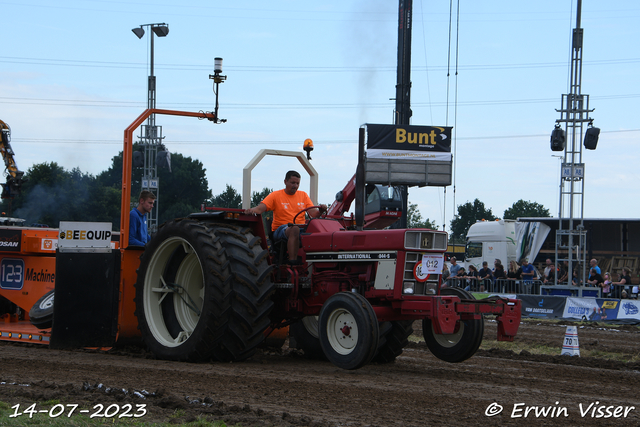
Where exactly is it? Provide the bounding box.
[478,339,640,363]
[520,317,640,330]
[409,317,640,362]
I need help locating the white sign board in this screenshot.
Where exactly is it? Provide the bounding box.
[421,254,444,275]
[58,222,112,252]
[561,163,585,179]
[142,179,159,189]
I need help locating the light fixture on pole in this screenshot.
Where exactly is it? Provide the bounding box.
[209,57,227,124]
[151,25,169,37]
[583,120,600,150]
[131,22,169,234]
[131,23,169,105]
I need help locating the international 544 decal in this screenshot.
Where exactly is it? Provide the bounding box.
[306,252,397,261]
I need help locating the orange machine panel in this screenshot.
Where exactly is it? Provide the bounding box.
[0,227,59,312]
[0,255,55,312]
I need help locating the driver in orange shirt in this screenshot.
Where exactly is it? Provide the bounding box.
[244,170,326,263]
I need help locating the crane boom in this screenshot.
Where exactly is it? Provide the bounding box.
[0,119,26,199]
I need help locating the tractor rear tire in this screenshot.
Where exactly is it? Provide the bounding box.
[318,292,379,370]
[372,320,414,363]
[134,219,274,363]
[29,290,54,330]
[290,316,326,360]
[422,287,484,363]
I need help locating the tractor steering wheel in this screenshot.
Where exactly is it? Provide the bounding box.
[292,205,327,225]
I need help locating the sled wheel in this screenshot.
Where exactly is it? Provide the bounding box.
[290,316,326,360]
[29,290,54,329]
[135,219,274,362]
[372,320,414,363]
[319,292,379,370]
[422,287,484,363]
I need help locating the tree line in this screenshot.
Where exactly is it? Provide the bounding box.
[1,146,208,228]
[0,147,276,230]
[1,149,549,242]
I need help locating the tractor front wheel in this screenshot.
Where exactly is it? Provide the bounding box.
[422,287,484,363]
[318,292,379,370]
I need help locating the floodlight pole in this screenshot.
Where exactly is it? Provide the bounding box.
[553,0,595,286]
[132,23,169,233]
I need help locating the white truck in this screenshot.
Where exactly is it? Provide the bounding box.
[465,219,517,271]
[465,219,550,271]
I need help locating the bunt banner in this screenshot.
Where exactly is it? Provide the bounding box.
[366,124,452,160]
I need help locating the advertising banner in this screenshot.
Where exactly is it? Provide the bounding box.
[491,294,640,323]
[562,297,599,320]
[518,295,566,319]
[58,222,112,252]
[515,221,551,263]
[617,299,640,321]
[0,229,22,252]
[561,297,632,321]
[592,299,621,321]
[366,124,452,160]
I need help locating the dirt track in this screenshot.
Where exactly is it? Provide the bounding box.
[1,320,639,426]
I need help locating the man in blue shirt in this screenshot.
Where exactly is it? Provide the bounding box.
[449,257,462,277]
[129,190,156,246]
[521,259,535,283]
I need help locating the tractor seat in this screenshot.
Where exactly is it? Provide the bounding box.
[268,223,305,266]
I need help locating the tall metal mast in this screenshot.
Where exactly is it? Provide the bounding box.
[132,23,170,234]
[553,0,596,285]
[394,0,413,228]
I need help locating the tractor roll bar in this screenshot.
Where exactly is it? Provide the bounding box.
[120,109,215,249]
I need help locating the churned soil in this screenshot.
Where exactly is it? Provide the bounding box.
[1,320,639,426]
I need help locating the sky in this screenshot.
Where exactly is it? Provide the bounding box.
[1,0,639,234]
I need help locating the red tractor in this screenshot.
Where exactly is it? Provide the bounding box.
[127,114,521,370]
[0,109,521,370]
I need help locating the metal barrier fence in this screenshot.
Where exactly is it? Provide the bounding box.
[444,277,611,298]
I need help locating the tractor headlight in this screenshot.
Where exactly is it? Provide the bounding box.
[403,282,415,294]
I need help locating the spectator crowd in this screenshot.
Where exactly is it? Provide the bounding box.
[440,257,638,299]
